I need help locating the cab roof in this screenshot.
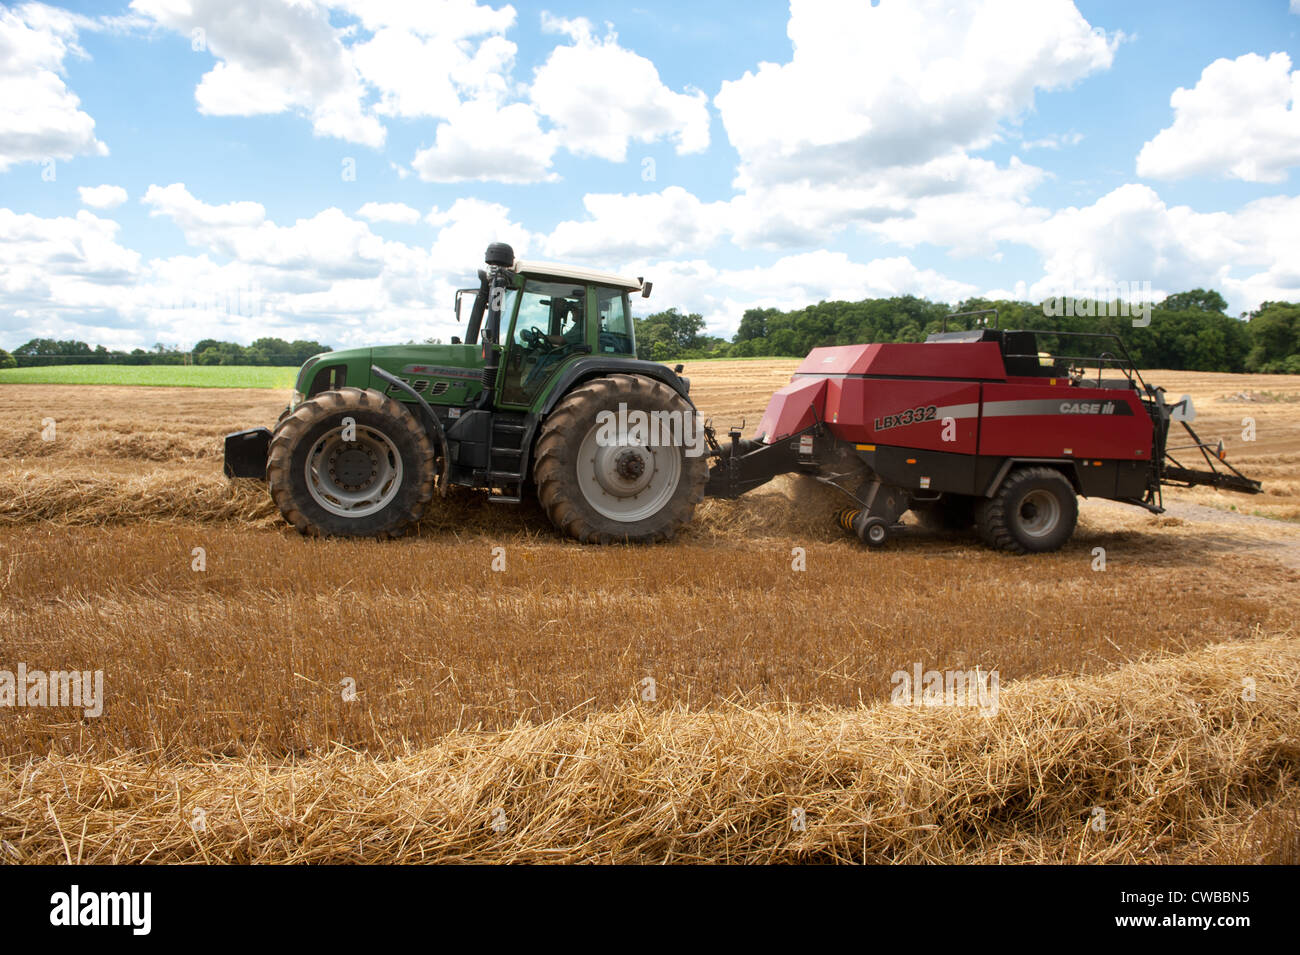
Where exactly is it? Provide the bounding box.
[513,259,644,291]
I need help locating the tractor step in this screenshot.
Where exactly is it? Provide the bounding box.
[484,414,528,503]
[486,465,525,504]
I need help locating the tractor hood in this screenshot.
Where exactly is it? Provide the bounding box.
[367,343,483,387]
[294,343,483,397]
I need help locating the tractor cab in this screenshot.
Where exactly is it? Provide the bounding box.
[496,262,647,406]
[451,250,651,409]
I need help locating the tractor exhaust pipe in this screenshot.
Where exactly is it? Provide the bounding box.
[476,242,515,410]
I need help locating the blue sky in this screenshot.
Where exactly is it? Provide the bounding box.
[2,0,1299,352]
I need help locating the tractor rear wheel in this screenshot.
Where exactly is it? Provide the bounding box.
[975,466,1077,553]
[267,387,435,538]
[534,374,708,543]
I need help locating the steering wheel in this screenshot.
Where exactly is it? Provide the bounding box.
[518,326,554,352]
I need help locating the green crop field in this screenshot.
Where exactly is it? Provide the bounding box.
[0,364,296,389]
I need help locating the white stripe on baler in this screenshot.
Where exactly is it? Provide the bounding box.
[932,402,980,419]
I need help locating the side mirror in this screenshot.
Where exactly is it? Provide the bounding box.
[640,281,653,299]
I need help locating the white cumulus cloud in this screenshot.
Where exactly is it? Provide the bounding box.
[705,0,1116,252]
[0,3,108,171]
[78,184,128,209]
[715,0,1116,188]
[1010,183,1300,310]
[530,14,710,162]
[357,201,421,224]
[131,0,387,148]
[1137,52,1300,183]
[545,187,730,261]
[411,99,557,183]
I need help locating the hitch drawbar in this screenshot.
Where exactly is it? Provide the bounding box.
[702,422,822,499]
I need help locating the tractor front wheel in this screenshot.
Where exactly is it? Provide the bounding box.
[534,374,708,543]
[267,387,435,538]
[975,466,1078,554]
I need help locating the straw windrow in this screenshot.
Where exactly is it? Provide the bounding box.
[3,634,1296,864]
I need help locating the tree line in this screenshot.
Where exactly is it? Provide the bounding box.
[4,291,1297,375]
[631,290,1300,374]
[0,337,331,368]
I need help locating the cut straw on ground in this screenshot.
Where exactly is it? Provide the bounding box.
[3,634,1297,864]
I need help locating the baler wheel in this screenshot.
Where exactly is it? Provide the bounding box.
[534,374,707,543]
[834,507,890,547]
[267,387,435,538]
[861,517,889,547]
[975,466,1077,554]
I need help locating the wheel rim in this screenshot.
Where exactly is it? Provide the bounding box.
[868,523,886,543]
[576,420,682,523]
[304,423,403,518]
[1018,488,1061,538]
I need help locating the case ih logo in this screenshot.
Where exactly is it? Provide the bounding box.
[874,405,938,431]
[981,398,1134,418]
[1060,401,1117,414]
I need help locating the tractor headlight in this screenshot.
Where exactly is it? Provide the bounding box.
[290,390,305,410]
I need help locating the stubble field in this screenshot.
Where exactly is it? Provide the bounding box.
[1,361,1297,863]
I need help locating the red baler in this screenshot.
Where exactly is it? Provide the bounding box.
[703,324,1260,552]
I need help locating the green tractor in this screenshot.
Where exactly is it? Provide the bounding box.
[223,243,708,542]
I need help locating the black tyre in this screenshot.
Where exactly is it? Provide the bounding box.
[975,466,1077,554]
[267,387,435,538]
[534,374,708,543]
[861,517,889,547]
[913,494,976,532]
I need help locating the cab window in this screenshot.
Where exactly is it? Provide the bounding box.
[596,287,634,355]
[501,279,587,405]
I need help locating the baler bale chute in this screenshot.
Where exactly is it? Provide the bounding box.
[701,311,1261,553]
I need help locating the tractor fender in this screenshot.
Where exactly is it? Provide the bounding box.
[539,357,695,417]
[982,458,1081,497]
[369,364,451,495]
